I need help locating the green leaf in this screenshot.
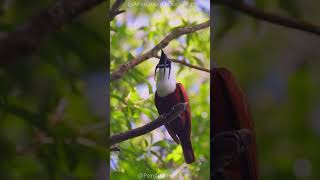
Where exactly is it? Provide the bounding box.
[192,55,205,67]
[52,123,76,139]
[277,0,300,18]
[214,7,238,45]
[146,81,153,94]
[152,140,169,148]
[127,53,135,60]
[255,0,267,9]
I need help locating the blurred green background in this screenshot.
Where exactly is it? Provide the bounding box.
[214,0,320,179]
[2,0,318,179]
[110,0,210,179]
[0,0,107,179]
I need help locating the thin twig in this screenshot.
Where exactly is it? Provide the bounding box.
[172,58,210,73]
[49,98,68,126]
[110,0,126,21]
[155,55,210,73]
[110,102,188,146]
[110,20,210,81]
[214,0,320,36]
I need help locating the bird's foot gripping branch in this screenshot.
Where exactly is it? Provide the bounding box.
[110,102,188,146]
[212,129,253,179]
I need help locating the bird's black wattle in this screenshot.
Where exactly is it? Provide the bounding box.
[154,64,171,80]
[155,50,172,80]
[163,53,167,80]
[168,64,171,80]
[163,64,166,80]
[154,65,159,80]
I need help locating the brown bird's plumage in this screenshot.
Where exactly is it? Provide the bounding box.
[212,67,259,180]
[155,83,195,164]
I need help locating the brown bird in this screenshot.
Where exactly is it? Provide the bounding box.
[212,67,259,180]
[154,50,195,164]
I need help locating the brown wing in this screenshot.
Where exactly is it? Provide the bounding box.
[212,68,258,180]
[176,83,192,136]
[154,92,180,144]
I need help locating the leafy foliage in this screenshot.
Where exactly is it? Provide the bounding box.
[110,1,210,179]
[0,0,107,179]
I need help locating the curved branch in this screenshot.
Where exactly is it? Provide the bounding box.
[154,55,210,73]
[214,0,320,36]
[110,0,126,21]
[110,20,210,81]
[0,0,105,65]
[171,59,210,73]
[110,102,188,146]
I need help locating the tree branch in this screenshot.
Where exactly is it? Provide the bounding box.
[214,0,320,36]
[110,20,210,81]
[155,55,210,73]
[110,102,188,146]
[0,0,105,65]
[172,58,210,73]
[110,0,126,21]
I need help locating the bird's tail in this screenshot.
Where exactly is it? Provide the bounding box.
[181,139,195,164]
